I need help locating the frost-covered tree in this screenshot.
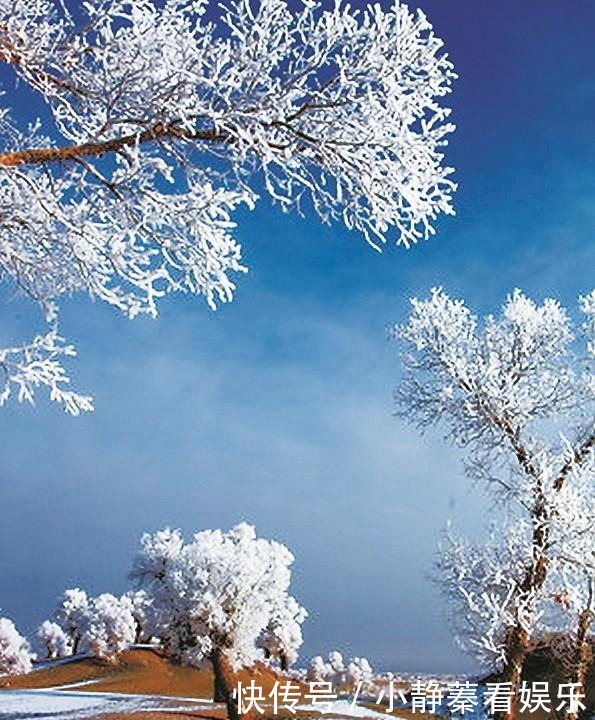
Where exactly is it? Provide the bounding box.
[345,656,374,691]
[541,460,595,718]
[124,589,153,644]
[306,654,329,682]
[55,588,138,660]
[257,595,307,671]
[437,483,595,720]
[0,617,32,675]
[56,587,90,655]
[393,288,594,718]
[80,593,136,661]
[36,619,72,660]
[305,651,374,693]
[0,0,456,414]
[130,523,306,720]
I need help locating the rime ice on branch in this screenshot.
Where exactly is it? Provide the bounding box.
[393,288,594,719]
[0,0,456,413]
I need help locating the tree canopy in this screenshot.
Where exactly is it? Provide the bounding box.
[0,0,456,413]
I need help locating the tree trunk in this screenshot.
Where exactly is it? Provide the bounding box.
[210,647,256,720]
[568,581,594,720]
[280,651,288,672]
[71,634,80,656]
[496,483,553,720]
[134,619,143,645]
[213,654,228,703]
[498,625,530,720]
[495,523,548,719]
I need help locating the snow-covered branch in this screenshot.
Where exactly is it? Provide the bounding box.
[0,328,93,415]
[392,288,593,502]
[1,0,456,412]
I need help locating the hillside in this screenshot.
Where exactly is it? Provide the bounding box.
[0,648,434,720]
[0,647,284,697]
[0,649,301,719]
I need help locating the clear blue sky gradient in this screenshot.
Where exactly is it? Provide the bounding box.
[1,0,594,674]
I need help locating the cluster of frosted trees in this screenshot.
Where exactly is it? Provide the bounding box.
[393,288,595,719]
[0,589,153,672]
[0,522,381,720]
[0,0,455,413]
[306,651,374,692]
[0,523,308,719]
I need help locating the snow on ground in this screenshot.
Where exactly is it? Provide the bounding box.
[0,690,119,719]
[295,700,404,719]
[0,689,411,720]
[37,678,107,691]
[0,689,215,719]
[325,700,404,719]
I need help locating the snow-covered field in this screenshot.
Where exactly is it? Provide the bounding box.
[0,689,415,720]
[0,688,215,719]
[295,699,396,719]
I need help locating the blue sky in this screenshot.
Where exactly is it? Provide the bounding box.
[1,0,595,674]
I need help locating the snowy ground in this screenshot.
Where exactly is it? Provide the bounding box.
[0,689,410,720]
[296,699,399,719]
[0,688,215,719]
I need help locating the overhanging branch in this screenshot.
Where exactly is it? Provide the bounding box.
[553,429,595,491]
[0,123,228,168]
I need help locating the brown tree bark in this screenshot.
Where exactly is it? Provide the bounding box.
[567,582,594,720]
[495,507,549,719]
[498,625,530,720]
[213,654,228,704]
[210,647,256,720]
[0,123,227,168]
[71,634,80,656]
